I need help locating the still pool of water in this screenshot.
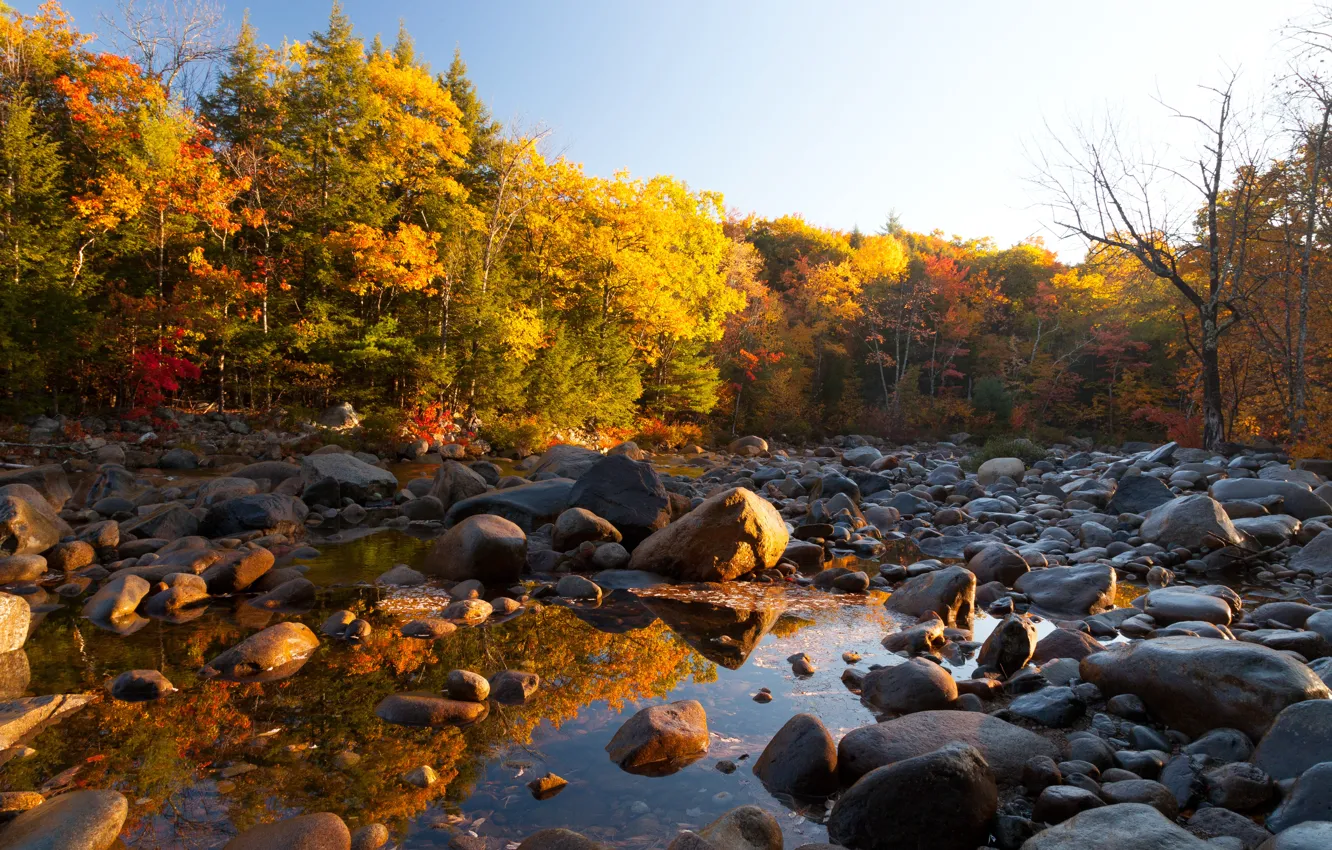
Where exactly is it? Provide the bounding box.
[0,524,1071,850]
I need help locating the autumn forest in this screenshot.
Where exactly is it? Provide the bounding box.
[3,1,1332,454]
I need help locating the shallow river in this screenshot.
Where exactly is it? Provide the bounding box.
[2,468,1154,849]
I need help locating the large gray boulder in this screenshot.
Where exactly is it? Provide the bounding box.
[837,710,1059,785]
[568,455,671,548]
[1107,475,1177,515]
[429,461,488,510]
[0,789,127,850]
[199,494,307,537]
[1211,479,1332,521]
[316,402,359,429]
[1291,530,1332,577]
[1253,700,1332,780]
[1080,636,1330,740]
[423,514,527,585]
[444,479,574,532]
[629,488,788,582]
[827,743,998,850]
[300,453,397,502]
[1022,803,1210,849]
[1141,494,1242,549]
[231,461,302,485]
[531,445,603,480]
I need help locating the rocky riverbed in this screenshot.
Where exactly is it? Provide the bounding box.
[1,418,1332,850]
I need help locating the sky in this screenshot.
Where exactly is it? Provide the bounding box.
[30,0,1318,258]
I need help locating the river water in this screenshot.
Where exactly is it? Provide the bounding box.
[1,465,1151,849]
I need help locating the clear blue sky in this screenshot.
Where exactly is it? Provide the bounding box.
[30,0,1313,258]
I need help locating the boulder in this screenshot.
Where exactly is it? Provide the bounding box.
[729,436,769,456]
[1267,761,1332,833]
[1291,530,1332,577]
[0,556,45,585]
[1144,588,1234,626]
[977,614,1038,676]
[568,455,672,548]
[1107,475,1177,515]
[223,811,351,850]
[827,743,998,850]
[0,485,67,555]
[199,494,307,538]
[1141,494,1242,549]
[966,544,1031,586]
[445,479,574,532]
[518,830,605,850]
[300,454,397,502]
[157,447,198,470]
[860,658,958,715]
[424,514,527,585]
[1033,628,1105,664]
[0,694,90,750]
[629,488,788,582]
[1023,802,1210,849]
[837,710,1059,785]
[1212,479,1332,521]
[199,622,319,683]
[978,457,1025,485]
[1253,700,1332,780]
[605,699,709,776]
[201,547,275,593]
[429,461,488,509]
[0,789,127,850]
[0,595,29,653]
[752,713,839,798]
[81,574,150,625]
[1015,564,1116,618]
[552,508,622,551]
[316,402,359,429]
[1080,636,1330,740]
[531,445,603,480]
[885,566,975,629]
[696,807,781,850]
[1259,823,1332,850]
[0,465,71,510]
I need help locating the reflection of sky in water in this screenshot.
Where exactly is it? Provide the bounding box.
[1,524,1225,849]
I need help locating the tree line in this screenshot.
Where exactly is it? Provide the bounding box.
[2,1,1331,455]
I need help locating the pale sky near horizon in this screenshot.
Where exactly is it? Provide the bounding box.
[28,0,1318,259]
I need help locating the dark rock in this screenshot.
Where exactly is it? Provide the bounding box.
[860,658,958,715]
[837,710,1059,785]
[753,713,838,797]
[1080,636,1330,740]
[976,614,1037,676]
[1254,700,1332,780]
[445,479,574,532]
[424,514,527,585]
[568,455,672,548]
[1016,564,1116,617]
[1024,803,1211,849]
[108,669,175,702]
[1108,475,1177,515]
[826,743,997,850]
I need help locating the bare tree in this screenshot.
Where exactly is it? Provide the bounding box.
[101,0,229,102]
[1033,75,1274,450]
[1278,8,1332,438]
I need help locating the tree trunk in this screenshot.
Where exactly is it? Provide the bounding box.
[1200,308,1225,450]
